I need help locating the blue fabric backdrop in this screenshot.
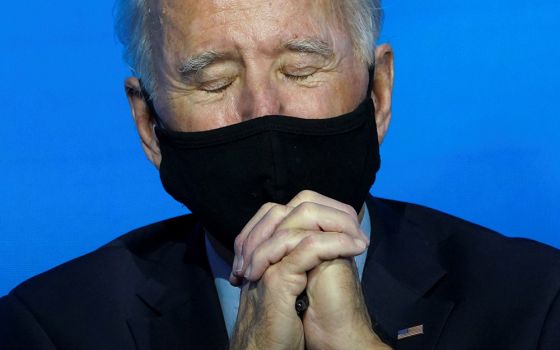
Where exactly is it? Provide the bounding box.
[1,1,559,295]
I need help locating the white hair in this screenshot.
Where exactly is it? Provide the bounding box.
[113,0,383,98]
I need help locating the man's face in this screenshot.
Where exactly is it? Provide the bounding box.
[151,0,371,132]
[125,0,393,168]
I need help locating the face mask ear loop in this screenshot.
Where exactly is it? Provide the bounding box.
[367,59,376,101]
[139,80,165,130]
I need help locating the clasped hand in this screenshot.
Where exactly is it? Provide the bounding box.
[228,191,391,350]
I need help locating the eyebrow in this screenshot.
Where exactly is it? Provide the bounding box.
[178,51,224,81]
[283,38,334,58]
[177,38,334,81]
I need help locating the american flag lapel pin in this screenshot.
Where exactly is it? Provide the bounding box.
[397,324,424,340]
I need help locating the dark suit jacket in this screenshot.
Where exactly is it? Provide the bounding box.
[1,196,559,350]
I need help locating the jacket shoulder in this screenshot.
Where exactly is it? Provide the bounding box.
[373,197,560,347]
[0,214,198,349]
[374,196,560,262]
[374,197,560,316]
[11,214,197,297]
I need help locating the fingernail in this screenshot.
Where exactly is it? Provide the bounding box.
[244,265,252,279]
[354,239,366,250]
[232,255,238,272]
[235,256,244,273]
[229,273,239,286]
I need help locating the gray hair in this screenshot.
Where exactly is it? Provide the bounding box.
[113,0,383,98]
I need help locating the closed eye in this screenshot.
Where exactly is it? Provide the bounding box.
[284,72,315,81]
[200,78,235,93]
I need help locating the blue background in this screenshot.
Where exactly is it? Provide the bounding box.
[1,1,559,295]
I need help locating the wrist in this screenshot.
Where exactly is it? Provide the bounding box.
[308,327,391,350]
[361,331,392,350]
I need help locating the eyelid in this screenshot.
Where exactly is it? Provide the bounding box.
[281,66,319,81]
[199,77,235,93]
[282,64,318,73]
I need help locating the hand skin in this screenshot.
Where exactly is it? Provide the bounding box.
[304,259,392,350]
[229,190,392,350]
[229,191,366,350]
[229,262,305,350]
[230,190,369,285]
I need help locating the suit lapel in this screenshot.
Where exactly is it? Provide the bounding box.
[362,197,455,350]
[127,223,229,350]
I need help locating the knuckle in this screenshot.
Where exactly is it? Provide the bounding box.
[302,234,320,249]
[297,201,316,217]
[299,189,316,199]
[273,228,291,240]
[269,204,286,219]
[294,190,315,204]
[260,202,275,212]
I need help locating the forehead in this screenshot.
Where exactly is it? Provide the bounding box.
[154,0,345,58]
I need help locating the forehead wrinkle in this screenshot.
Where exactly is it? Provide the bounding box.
[156,0,348,83]
[190,2,331,52]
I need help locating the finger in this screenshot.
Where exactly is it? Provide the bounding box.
[238,202,367,280]
[277,202,368,243]
[237,202,363,279]
[233,202,281,272]
[234,190,362,276]
[236,205,294,276]
[287,190,360,222]
[245,231,368,281]
[243,228,316,281]
[282,232,367,275]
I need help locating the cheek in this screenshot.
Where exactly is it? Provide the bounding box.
[331,69,370,113]
[168,95,244,132]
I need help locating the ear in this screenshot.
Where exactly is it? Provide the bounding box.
[124,77,162,169]
[370,44,394,144]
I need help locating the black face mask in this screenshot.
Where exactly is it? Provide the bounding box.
[153,94,381,251]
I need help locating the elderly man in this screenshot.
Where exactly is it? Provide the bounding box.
[1,0,559,349]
